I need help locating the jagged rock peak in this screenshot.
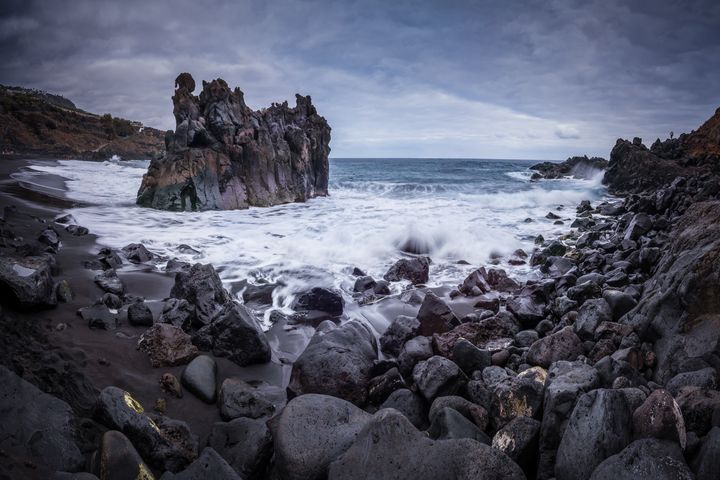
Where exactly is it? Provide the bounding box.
[137,73,331,211]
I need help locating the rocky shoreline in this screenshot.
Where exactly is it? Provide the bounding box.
[1,108,720,479]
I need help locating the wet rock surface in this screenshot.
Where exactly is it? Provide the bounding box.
[137,73,330,211]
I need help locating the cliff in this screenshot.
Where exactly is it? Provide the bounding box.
[0,85,165,160]
[136,73,331,211]
[603,107,720,194]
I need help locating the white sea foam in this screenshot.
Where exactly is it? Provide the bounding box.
[28,159,607,325]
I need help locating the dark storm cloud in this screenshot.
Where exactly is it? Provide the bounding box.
[1,0,719,158]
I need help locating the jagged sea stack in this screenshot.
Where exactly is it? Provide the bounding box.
[136,73,331,211]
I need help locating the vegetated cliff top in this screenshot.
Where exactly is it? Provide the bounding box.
[0,85,166,160]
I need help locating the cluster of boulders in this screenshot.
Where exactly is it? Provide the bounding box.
[136,73,331,211]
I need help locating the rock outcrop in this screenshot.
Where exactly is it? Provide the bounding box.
[530,155,608,180]
[136,73,331,211]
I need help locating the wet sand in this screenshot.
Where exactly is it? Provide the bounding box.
[0,159,294,444]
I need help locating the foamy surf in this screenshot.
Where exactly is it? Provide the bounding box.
[27,158,608,326]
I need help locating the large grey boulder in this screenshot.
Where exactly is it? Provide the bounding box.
[160,447,242,480]
[137,73,330,211]
[555,388,645,480]
[170,263,231,326]
[268,394,372,480]
[94,430,152,480]
[327,409,525,480]
[0,255,57,308]
[219,378,286,420]
[195,304,271,366]
[207,417,272,480]
[0,366,83,472]
[589,439,693,480]
[288,321,377,405]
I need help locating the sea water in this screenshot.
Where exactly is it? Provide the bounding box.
[28,158,607,324]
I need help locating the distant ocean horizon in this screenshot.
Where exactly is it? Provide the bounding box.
[27,157,607,326]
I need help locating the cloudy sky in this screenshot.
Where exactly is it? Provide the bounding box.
[1,0,719,159]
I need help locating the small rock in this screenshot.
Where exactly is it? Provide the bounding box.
[137,324,198,367]
[181,355,217,403]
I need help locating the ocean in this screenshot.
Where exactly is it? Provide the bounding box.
[26,157,607,326]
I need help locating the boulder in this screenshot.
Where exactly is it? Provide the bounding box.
[181,355,217,403]
[291,287,344,319]
[196,304,270,366]
[137,73,330,211]
[94,386,197,472]
[207,417,272,479]
[95,430,153,480]
[632,389,686,449]
[170,263,230,325]
[675,387,720,436]
[429,395,488,430]
[137,324,199,367]
[555,388,644,480]
[219,378,286,420]
[94,269,124,296]
[327,409,525,480]
[379,315,420,356]
[666,367,717,397]
[398,336,434,375]
[416,291,459,336]
[0,255,56,308]
[367,367,405,405]
[602,290,637,321]
[80,304,119,330]
[121,243,155,263]
[537,361,600,479]
[383,256,430,285]
[692,426,720,480]
[491,367,546,429]
[353,275,376,292]
[589,439,693,480]
[159,298,195,331]
[127,301,154,327]
[427,407,490,444]
[241,281,279,305]
[0,366,83,472]
[288,321,377,405]
[380,388,429,429]
[160,447,241,480]
[526,326,583,368]
[575,298,612,340]
[492,416,541,478]
[451,338,492,375]
[268,394,372,480]
[412,355,466,401]
[507,293,546,328]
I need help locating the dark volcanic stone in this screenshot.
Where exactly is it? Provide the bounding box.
[292,286,344,318]
[398,336,434,375]
[383,256,430,285]
[589,438,693,480]
[170,263,230,325]
[632,389,686,448]
[452,338,492,375]
[94,386,196,472]
[137,73,331,211]
[196,303,271,366]
[0,366,84,472]
[492,416,541,478]
[160,447,241,480]
[159,298,195,330]
[427,407,490,444]
[526,326,583,368]
[379,315,420,356]
[555,388,644,480]
[268,394,372,480]
[327,409,525,480]
[416,291,459,336]
[127,301,154,326]
[380,388,429,429]
[122,243,155,263]
[207,417,273,480]
[80,304,119,330]
[94,269,124,295]
[137,323,199,367]
[288,321,377,405]
[181,355,217,403]
[0,255,57,308]
[412,355,466,401]
[219,378,286,420]
[96,430,153,480]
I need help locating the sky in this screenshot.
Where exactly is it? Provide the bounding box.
[1,0,719,160]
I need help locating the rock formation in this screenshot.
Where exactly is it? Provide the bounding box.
[136,73,331,211]
[530,155,608,180]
